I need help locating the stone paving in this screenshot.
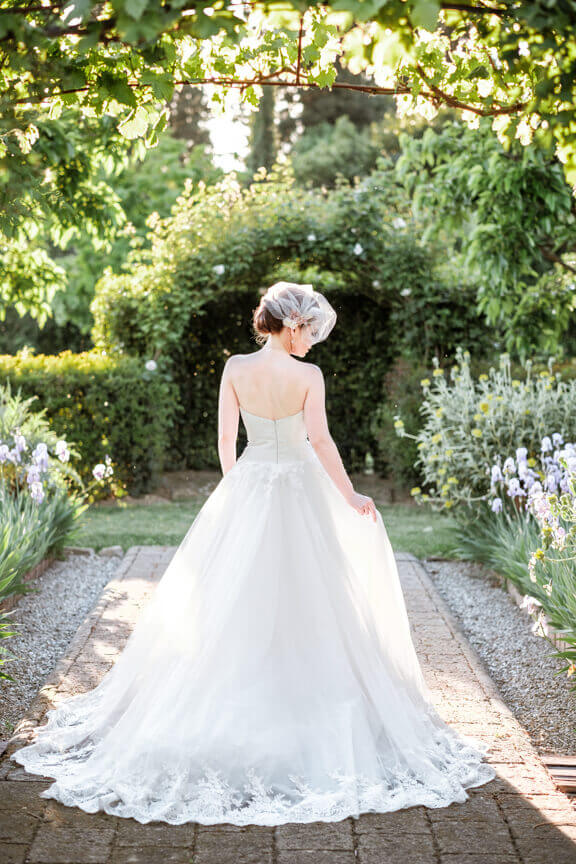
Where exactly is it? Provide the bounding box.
[2,546,576,863]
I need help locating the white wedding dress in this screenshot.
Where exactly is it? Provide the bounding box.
[12,407,496,825]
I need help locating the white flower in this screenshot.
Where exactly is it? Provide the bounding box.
[490,497,503,513]
[392,217,406,229]
[93,463,106,481]
[307,233,316,243]
[55,439,70,462]
[145,359,157,372]
[29,481,44,504]
[520,595,542,616]
[491,465,503,484]
[502,457,516,475]
[0,444,9,463]
[372,280,381,289]
[400,288,412,297]
[14,433,27,453]
[27,465,41,485]
[477,79,493,98]
[353,243,364,256]
[213,264,225,276]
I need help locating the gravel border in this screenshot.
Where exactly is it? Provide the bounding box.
[424,557,576,756]
[0,551,124,736]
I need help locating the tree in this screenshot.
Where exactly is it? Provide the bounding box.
[392,119,576,354]
[168,85,211,148]
[3,0,576,181]
[246,86,277,178]
[291,115,381,187]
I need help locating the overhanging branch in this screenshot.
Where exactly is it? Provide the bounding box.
[9,71,527,119]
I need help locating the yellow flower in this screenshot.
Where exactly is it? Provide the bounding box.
[446,449,453,457]
[471,428,483,438]
[438,467,447,476]
[568,664,576,677]
[535,548,545,560]
[527,457,537,467]
[479,374,488,381]
[479,402,490,413]
[422,493,430,501]
[435,408,443,418]
[473,413,483,422]
[447,476,458,485]
[417,442,427,449]
[444,500,453,509]
[525,409,531,415]
[432,433,442,444]
[410,486,422,496]
[394,419,404,429]
[512,379,521,387]
[420,378,431,387]
[433,368,444,377]
[539,371,550,378]
[441,484,450,495]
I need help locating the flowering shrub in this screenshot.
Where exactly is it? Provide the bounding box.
[395,347,576,513]
[0,383,114,679]
[519,454,576,679]
[454,429,576,687]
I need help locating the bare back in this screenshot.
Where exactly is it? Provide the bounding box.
[225,350,314,419]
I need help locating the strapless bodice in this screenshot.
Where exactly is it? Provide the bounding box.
[238,407,314,463]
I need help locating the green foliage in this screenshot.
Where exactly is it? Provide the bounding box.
[0,382,91,681]
[0,350,178,496]
[91,164,482,472]
[400,348,576,512]
[3,0,576,185]
[455,508,541,596]
[246,87,278,179]
[291,116,381,188]
[395,121,576,356]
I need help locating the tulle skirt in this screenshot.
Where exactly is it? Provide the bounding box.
[11,448,496,824]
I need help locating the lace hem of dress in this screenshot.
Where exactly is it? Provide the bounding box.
[11,730,497,826]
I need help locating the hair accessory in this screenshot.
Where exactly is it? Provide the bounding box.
[261,281,337,345]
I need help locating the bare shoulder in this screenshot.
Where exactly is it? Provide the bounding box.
[305,362,324,380]
[223,354,246,370]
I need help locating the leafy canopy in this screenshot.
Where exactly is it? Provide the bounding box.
[2,0,576,183]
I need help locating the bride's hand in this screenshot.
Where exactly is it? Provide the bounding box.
[347,491,377,522]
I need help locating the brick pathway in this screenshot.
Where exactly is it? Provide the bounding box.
[2,547,576,864]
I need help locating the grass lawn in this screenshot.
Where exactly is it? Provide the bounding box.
[72,499,458,560]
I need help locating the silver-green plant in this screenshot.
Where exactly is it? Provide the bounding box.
[394,346,576,513]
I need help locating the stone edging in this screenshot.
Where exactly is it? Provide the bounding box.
[4,547,138,758]
[412,554,520,726]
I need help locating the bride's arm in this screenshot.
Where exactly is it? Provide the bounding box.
[303,365,356,503]
[217,358,240,475]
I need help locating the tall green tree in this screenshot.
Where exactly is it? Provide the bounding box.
[246,86,277,178]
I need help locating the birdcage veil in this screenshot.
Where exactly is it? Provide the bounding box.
[261,281,337,345]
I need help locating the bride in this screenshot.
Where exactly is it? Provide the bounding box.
[11,281,496,825]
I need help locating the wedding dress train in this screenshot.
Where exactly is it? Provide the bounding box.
[11,407,496,825]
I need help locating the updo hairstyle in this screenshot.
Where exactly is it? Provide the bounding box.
[252,285,318,346]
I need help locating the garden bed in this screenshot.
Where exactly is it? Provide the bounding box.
[425,557,576,755]
[0,549,124,738]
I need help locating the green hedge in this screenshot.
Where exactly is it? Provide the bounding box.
[92,169,496,474]
[0,350,178,496]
